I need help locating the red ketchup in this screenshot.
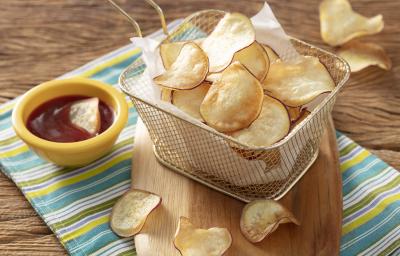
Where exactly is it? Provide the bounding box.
[27,96,114,143]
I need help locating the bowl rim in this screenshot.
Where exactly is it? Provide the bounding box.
[12,77,128,152]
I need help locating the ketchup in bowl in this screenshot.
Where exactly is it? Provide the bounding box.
[27,96,114,143]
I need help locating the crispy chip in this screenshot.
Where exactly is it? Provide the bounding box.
[202,13,255,73]
[110,189,161,237]
[291,109,311,130]
[154,42,208,90]
[174,217,232,256]
[172,82,210,121]
[205,72,221,83]
[160,39,204,69]
[286,106,302,123]
[232,41,269,81]
[206,41,269,82]
[337,41,392,72]
[230,95,290,147]
[69,97,100,135]
[240,199,300,243]
[160,41,186,69]
[320,0,384,46]
[160,88,173,102]
[200,61,264,132]
[262,45,279,63]
[263,56,335,107]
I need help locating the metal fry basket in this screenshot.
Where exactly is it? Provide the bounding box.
[118,7,350,202]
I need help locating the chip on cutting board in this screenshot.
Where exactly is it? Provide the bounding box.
[240,199,300,243]
[263,56,335,107]
[202,12,255,73]
[319,0,384,46]
[172,82,210,121]
[200,61,264,133]
[174,217,232,256]
[110,189,161,237]
[154,42,208,90]
[69,97,100,135]
[337,41,392,72]
[230,95,290,147]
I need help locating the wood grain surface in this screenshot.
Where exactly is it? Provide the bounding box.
[0,0,399,255]
[131,118,342,256]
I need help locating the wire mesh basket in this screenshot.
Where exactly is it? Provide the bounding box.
[119,9,350,202]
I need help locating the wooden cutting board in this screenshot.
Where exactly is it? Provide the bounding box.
[131,117,342,256]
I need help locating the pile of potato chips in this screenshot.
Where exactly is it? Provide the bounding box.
[320,0,391,72]
[155,12,336,148]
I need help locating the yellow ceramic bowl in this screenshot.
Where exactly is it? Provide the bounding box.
[12,78,128,166]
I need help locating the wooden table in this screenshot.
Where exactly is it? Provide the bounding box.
[0,0,398,255]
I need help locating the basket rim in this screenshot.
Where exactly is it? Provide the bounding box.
[119,10,351,151]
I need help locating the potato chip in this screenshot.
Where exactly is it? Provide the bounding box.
[240,199,300,243]
[160,88,173,102]
[206,41,269,82]
[172,82,210,121]
[174,217,232,256]
[319,0,384,46]
[233,41,269,81]
[337,41,392,72]
[200,61,264,132]
[160,39,204,69]
[286,106,302,123]
[291,109,311,130]
[230,95,290,147]
[154,42,208,90]
[110,189,161,237]
[262,45,279,63]
[160,41,186,69]
[205,72,221,83]
[69,97,100,135]
[263,56,335,107]
[202,13,255,73]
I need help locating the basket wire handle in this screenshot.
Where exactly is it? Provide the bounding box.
[107,0,143,37]
[143,0,169,36]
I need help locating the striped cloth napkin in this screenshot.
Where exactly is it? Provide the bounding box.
[0,21,399,256]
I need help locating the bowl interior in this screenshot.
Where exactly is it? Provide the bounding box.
[13,78,128,152]
[21,80,119,124]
